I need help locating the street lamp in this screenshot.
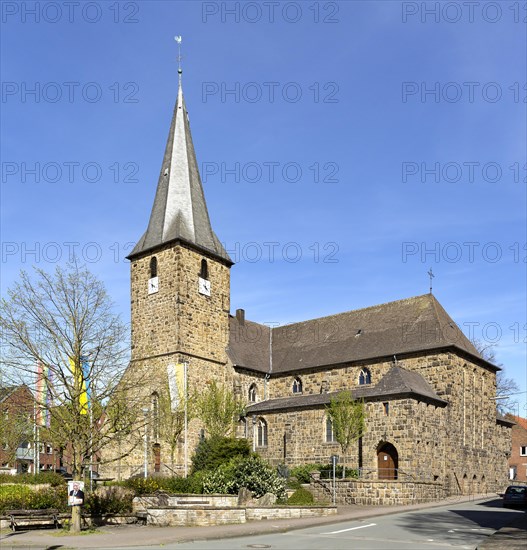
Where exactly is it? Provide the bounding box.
[252,415,257,452]
[142,407,149,479]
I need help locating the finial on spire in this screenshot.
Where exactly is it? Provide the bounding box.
[428,267,435,294]
[175,36,183,84]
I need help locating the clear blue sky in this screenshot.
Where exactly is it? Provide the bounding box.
[1,1,525,409]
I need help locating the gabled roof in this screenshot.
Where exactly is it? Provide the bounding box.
[246,365,447,414]
[128,84,231,263]
[0,386,17,404]
[229,294,492,375]
[508,415,527,430]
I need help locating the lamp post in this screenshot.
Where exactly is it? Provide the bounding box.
[252,415,257,452]
[142,407,149,479]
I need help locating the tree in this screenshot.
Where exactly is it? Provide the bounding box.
[0,263,141,531]
[326,391,366,478]
[158,388,194,473]
[195,380,243,439]
[471,339,520,415]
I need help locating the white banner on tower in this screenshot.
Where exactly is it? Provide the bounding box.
[167,363,186,412]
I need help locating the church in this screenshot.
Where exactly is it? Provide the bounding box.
[102,73,512,498]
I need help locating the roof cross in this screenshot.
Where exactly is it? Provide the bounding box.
[428,268,435,294]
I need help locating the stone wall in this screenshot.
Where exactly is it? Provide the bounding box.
[309,477,445,505]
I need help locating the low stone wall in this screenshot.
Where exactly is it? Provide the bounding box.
[310,477,444,505]
[146,507,247,526]
[246,506,337,521]
[133,494,238,511]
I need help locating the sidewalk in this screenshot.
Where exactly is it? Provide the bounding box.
[0,494,524,549]
[476,512,527,550]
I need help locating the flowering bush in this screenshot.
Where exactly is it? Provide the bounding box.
[202,456,286,499]
[0,484,68,513]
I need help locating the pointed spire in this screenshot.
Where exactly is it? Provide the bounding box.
[128,79,231,264]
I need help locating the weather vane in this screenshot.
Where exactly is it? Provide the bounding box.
[428,268,434,294]
[175,35,183,82]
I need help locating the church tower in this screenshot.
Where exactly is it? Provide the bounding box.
[125,74,233,473]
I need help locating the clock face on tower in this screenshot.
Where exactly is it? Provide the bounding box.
[198,277,211,296]
[148,276,159,294]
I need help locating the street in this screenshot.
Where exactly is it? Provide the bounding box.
[100,498,525,550]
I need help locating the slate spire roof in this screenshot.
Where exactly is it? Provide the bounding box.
[128,82,231,263]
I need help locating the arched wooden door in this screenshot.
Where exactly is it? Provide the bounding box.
[378,443,398,480]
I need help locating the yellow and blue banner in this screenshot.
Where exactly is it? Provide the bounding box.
[70,356,90,414]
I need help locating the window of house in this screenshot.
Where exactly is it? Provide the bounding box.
[46,445,52,454]
[248,384,257,402]
[383,402,389,416]
[326,417,336,443]
[150,257,158,278]
[200,259,209,280]
[292,377,303,394]
[520,446,527,457]
[257,418,268,447]
[359,368,372,385]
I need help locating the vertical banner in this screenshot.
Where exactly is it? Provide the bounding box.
[167,363,186,412]
[69,357,89,414]
[35,361,49,427]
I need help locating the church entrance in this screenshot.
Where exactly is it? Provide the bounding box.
[153,444,161,473]
[377,443,398,480]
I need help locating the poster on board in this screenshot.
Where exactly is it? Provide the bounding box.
[67,480,85,506]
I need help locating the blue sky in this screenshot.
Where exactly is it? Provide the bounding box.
[1,1,526,409]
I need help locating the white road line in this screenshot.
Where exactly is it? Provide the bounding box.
[322,522,377,534]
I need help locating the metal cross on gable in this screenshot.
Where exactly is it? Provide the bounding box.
[428,267,435,294]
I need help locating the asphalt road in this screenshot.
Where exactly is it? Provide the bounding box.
[100,499,525,550]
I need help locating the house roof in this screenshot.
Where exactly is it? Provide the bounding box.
[246,365,448,414]
[508,415,527,430]
[127,83,231,264]
[0,386,17,404]
[229,294,491,375]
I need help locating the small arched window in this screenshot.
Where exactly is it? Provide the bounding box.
[248,384,257,403]
[326,416,336,443]
[257,418,268,447]
[200,259,209,280]
[359,368,372,385]
[150,257,158,278]
[292,377,303,394]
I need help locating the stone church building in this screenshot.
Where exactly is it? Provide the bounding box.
[102,78,512,498]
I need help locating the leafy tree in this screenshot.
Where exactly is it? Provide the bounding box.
[471,339,521,415]
[158,388,195,473]
[326,391,366,478]
[0,263,141,531]
[195,380,243,439]
[191,436,251,474]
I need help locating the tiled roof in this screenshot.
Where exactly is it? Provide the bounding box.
[246,366,448,414]
[229,294,490,375]
[0,386,17,404]
[128,84,230,263]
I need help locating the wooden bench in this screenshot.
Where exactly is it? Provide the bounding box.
[6,509,61,531]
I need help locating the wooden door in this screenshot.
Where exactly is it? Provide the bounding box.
[153,443,161,473]
[377,443,398,480]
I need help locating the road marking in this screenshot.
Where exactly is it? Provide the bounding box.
[322,522,376,534]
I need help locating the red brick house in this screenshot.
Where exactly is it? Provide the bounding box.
[0,385,60,474]
[508,415,527,483]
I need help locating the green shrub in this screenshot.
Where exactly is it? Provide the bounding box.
[122,474,204,496]
[0,484,68,514]
[191,436,252,473]
[84,487,134,515]
[0,472,65,487]
[202,456,286,499]
[287,487,315,505]
[289,464,323,484]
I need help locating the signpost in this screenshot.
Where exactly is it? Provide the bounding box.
[331,454,339,505]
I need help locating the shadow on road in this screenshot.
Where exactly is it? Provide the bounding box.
[395,501,525,544]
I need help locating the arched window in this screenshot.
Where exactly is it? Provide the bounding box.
[248,384,257,402]
[151,392,159,442]
[257,418,268,447]
[150,257,158,278]
[292,377,303,394]
[325,416,336,443]
[200,259,209,280]
[359,368,372,385]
